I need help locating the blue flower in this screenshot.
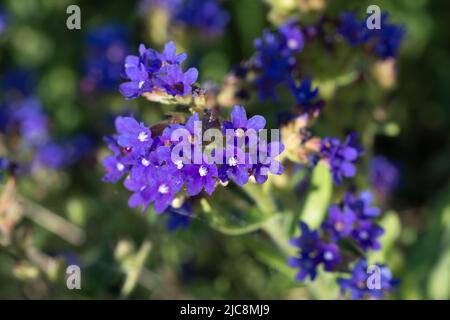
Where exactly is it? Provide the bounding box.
[115,116,153,156]
[165,202,192,231]
[290,222,320,253]
[370,13,406,59]
[279,19,304,55]
[119,55,153,99]
[338,12,405,59]
[102,155,129,183]
[218,145,251,185]
[370,156,399,198]
[252,141,285,184]
[184,163,218,196]
[288,253,319,281]
[316,242,341,271]
[119,41,198,99]
[125,165,183,213]
[160,41,187,65]
[351,220,384,251]
[11,98,48,146]
[344,191,381,219]
[338,259,397,299]
[222,105,266,135]
[338,12,370,46]
[81,24,129,93]
[322,204,356,241]
[151,0,229,36]
[154,64,198,96]
[320,133,363,185]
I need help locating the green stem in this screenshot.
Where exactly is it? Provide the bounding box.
[241,182,276,216]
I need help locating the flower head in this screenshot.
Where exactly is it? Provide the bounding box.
[322,204,356,240]
[338,260,397,299]
[320,133,363,184]
[351,220,384,251]
[115,116,153,156]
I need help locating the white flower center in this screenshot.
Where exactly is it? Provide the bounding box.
[198,166,208,177]
[174,160,184,170]
[138,81,145,89]
[228,156,238,167]
[359,231,369,240]
[324,251,334,261]
[138,131,149,142]
[158,184,169,194]
[116,163,125,171]
[287,39,299,50]
[141,158,150,167]
[235,128,245,138]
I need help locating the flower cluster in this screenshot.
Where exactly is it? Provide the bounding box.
[251,20,304,102]
[102,105,285,214]
[119,41,198,99]
[81,24,130,93]
[141,0,229,36]
[289,191,396,298]
[338,12,406,59]
[338,259,398,299]
[0,96,92,175]
[170,0,229,36]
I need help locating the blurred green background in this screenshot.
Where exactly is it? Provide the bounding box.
[0,0,449,299]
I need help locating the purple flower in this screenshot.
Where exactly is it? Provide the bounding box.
[81,24,129,93]
[102,155,129,183]
[184,163,218,196]
[253,30,295,101]
[119,55,153,99]
[218,145,251,185]
[288,253,319,281]
[338,12,405,60]
[344,191,381,219]
[35,142,67,169]
[11,98,48,146]
[316,242,341,271]
[155,65,198,96]
[171,0,229,36]
[338,12,370,46]
[290,222,320,253]
[351,220,384,251]
[279,20,304,55]
[124,165,154,211]
[119,41,198,99]
[370,156,399,198]
[166,202,192,231]
[252,141,285,184]
[125,165,183,213]
[338,259,397,299]
[160,41,187,65]
[370,13,406,59]
[252,19,304,102]
[320,133,363,184]
[222,105,266,133]
[288,78,323,114]
[115,116,153,156]
[322,204,356,240]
